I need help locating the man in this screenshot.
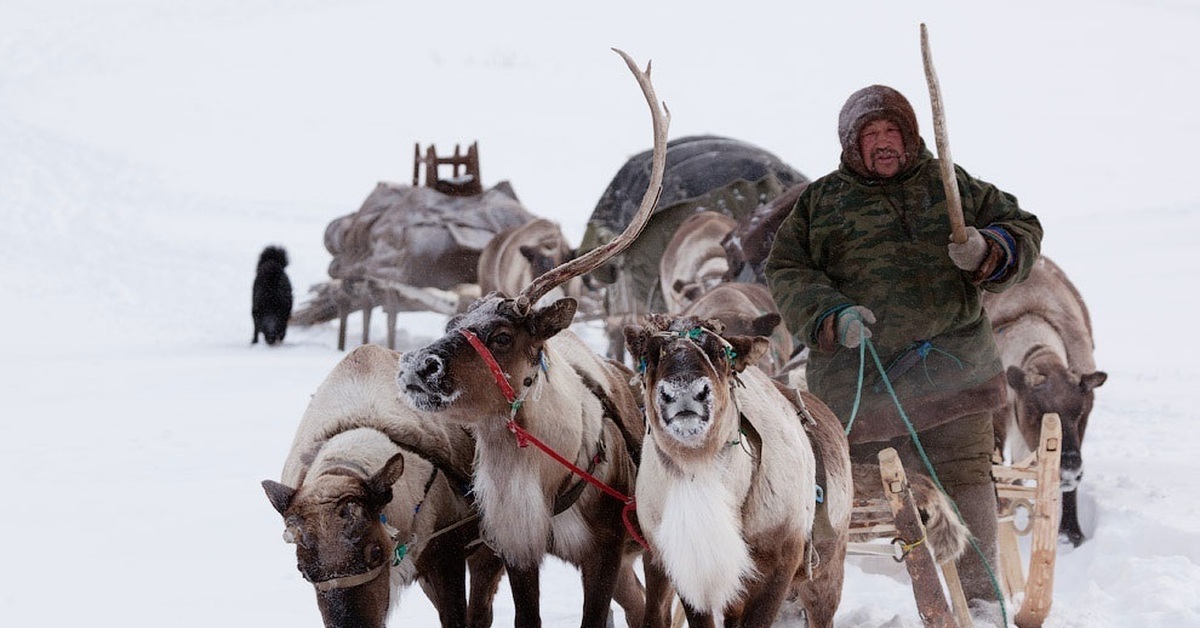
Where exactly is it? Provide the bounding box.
[765,85,1042,616]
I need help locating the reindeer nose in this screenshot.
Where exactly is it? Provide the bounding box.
[416,354,444,380]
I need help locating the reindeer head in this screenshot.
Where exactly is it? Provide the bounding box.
[1006,361,1107,491]
[624,315,768,463]
[399,48,670,427]
[261,453,406,628]
[397,295,578,420]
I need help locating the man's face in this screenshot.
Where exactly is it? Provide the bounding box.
[858,119,906,178]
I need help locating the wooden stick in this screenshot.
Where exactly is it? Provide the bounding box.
[920,23,967,244]
[879,448,959,628]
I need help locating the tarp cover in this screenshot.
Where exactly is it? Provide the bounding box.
[323,181,535,290]
[579,135,807,313]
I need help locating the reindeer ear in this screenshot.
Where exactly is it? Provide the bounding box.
[750,313,782,338]
[366,453,406,509]
[1081,371,1108,392]
[623,326,649,362]
[518,245,539,263]
[262,480,296,516]
[1005,365,1028,392]
[726,336,770,373]
[531,298,577,339]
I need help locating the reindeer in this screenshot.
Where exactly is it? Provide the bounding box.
[678,282,794,378]
[659,210,737,313]
[477,217,585,305]
[262,344,506,628]
[622,314,852,628]
[396,49,669,628]
[721,181,807,284]
[983,255,1107,546]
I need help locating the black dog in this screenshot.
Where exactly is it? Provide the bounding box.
[252,246,293,345]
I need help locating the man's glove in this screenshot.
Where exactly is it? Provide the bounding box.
[836,306,876,349]
[947,226,988,271]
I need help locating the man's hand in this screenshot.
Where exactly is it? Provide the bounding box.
[947,226,988,271]
[836,306,876,349]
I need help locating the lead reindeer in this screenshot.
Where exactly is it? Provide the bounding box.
[984,255,1107,546]
[623,314,852,628]
[397,49,669,628]
[262,344,506,628]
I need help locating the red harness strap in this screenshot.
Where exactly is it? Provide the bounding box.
[458,328,648,550]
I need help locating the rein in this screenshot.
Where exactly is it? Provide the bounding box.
[310,563,387,593]
[458,328,648,550]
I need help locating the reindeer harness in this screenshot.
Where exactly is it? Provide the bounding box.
[459,328,649,549]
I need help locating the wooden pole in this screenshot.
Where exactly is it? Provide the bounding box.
[879,448,959,628]
[920,23,968,244]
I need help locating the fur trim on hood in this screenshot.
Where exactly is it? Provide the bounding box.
[838,85,922,180]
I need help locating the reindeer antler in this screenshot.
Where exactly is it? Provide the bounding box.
[514,48,671,317]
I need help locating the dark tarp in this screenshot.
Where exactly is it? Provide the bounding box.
[579,135,807,314]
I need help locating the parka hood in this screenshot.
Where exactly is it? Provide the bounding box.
[838,85,923,180]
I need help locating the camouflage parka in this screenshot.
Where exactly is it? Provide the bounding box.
[766,148,1043,444]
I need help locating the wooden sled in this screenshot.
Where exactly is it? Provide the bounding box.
[993,413,1062,628]
[310,277,466,351]
[849,448,970,628]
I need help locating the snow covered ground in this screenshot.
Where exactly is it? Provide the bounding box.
[2,1,1198,626]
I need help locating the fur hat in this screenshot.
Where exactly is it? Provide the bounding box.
[838,85,921,179]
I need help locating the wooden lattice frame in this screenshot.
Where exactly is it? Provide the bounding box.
[412,142,483,196]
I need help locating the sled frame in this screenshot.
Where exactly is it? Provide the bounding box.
[993,413,1062,628]
[848,448,969,628]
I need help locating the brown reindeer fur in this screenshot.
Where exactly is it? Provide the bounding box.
[659,211,738,313]
[680,282,795,377]
[624,315,851,628]
[722,182,809,284]
[477,218,584,304]
[263,344,503,628]
[983,256,1107,546]
[397,296,647,628]
[849,462,970,564]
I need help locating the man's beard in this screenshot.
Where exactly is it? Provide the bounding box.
[868,147,906,176]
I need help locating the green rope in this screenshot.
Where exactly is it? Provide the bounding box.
[852,335,1009,626]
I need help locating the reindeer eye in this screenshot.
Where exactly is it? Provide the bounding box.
[339,501,364,521]
[490,331,513,349]
[366,543,384,564]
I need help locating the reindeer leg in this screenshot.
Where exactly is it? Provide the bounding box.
[681,603,715,628]
[579,545,627,628]
[466,545,505,628]
[610,552,646,628]
[795,536,847,628]
[417,532,469,628]
[640,558,673,628]
[733,540,805,628]
[505,561,541,628]
[1060,488,1084,547]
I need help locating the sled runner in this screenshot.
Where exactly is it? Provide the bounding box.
[993,413,1062,627]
